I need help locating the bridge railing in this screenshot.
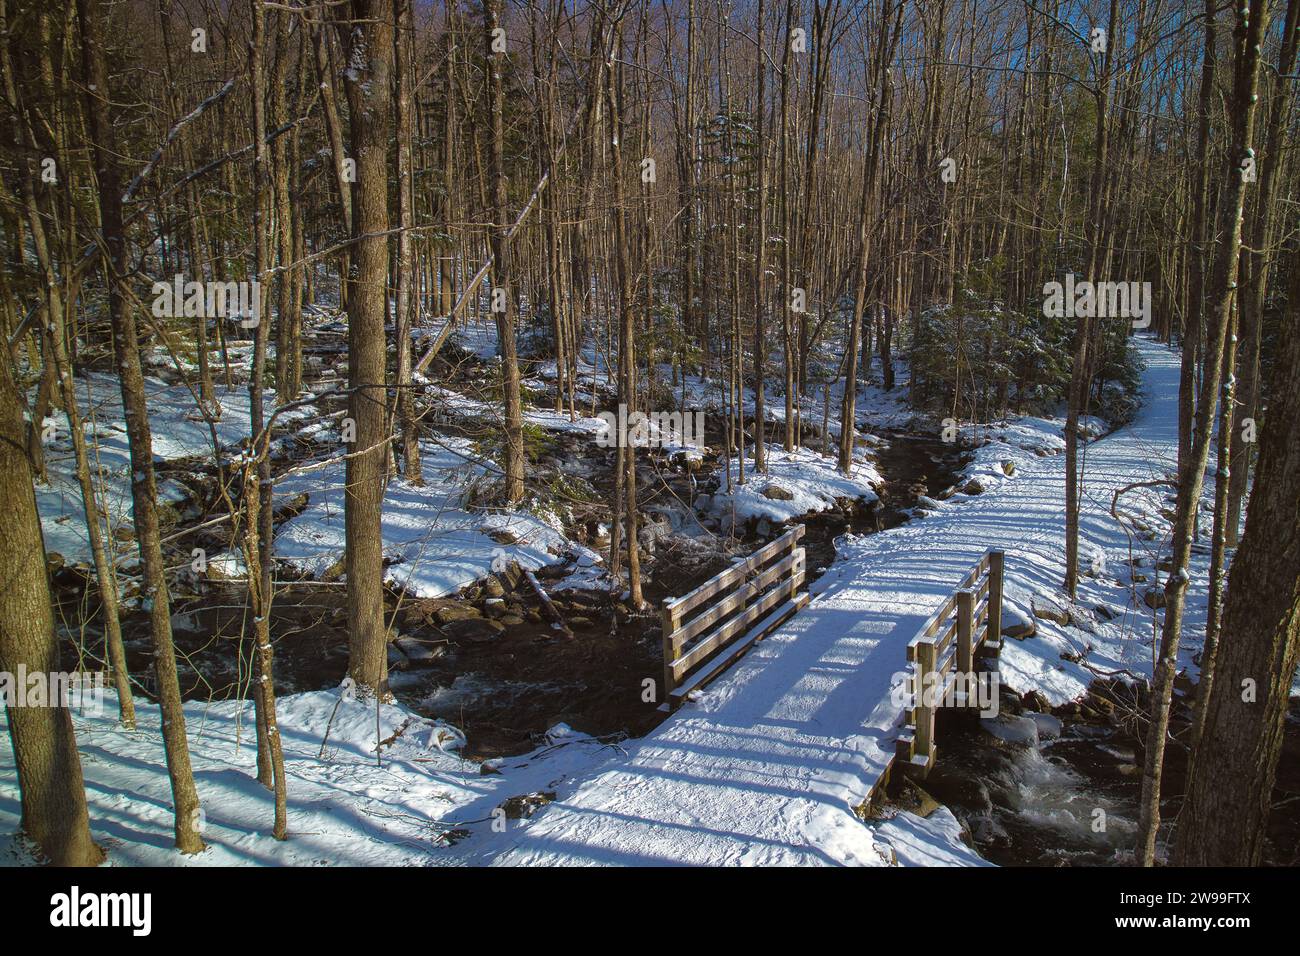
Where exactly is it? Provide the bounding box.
[659,524,809,710]
[895,549,1004,776]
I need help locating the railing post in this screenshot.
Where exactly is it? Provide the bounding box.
[956,589,974,697]
[914,640,937,768]
[660,599,677,710]
[987,550,1004,646]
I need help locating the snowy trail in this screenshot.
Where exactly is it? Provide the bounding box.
[472,335,1188,866]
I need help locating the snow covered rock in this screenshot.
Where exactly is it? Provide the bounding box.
[1026,711,1063,741]
[1001,601,1037,639]
[761,483,795,501]
[1031,593,1070,625]
[980,713,1040,749]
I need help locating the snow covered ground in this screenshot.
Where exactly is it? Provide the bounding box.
[273,435,580,599]
[5,335,1222,867]
[698,444,882,535]
[35,372,318,570]
[0,689,626,866]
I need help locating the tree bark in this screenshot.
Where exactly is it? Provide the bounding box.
[1135,0,1270,866]
[0,317,104,867]
[340,0,395,697]
[77,0,205,854]
[1173,238,1300,866]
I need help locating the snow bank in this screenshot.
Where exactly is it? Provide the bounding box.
[36,372,317,569]
[274,436,572,599]
[0,688,623,866]
[698,445,881,529]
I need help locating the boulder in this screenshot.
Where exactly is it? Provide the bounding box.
[1143,588,1166,610]
[394,636,444,665]
[1001,603,1037,640]
[761,483,794,501]
[963,478,986,495]
[921,763,993,814]
[435,604,481,625]
[1031,594,1071,626]
[1026,711,1063,741]
[980,713,1040,749]
[1022,689,1052,713]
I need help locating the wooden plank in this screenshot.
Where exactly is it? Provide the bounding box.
[956,589,974,677]
[987,550,1004,645]
[913,641,937,762]
[665,525,803,621]
[660,599,676,705]
[669,591,809,702]
[671,550,805,679]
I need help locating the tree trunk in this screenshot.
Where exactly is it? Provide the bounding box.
[1135,0,1270,866]
[0,320,104,867]
[340,0,395,697]
[485,0,525,505]
[77,0,205,854]
[1173,238,1300,866]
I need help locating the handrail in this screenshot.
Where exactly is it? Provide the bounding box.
[659,525,809,710]
[895,549,1005,778]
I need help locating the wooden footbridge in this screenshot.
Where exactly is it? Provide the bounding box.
[658,524,1006,795]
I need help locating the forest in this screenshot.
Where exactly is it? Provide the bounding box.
[0,0,1298,874]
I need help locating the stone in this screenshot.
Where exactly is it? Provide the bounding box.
[1022,690,1051,713]
[499,791,556,820]
[401,606,430,629]
[1031,594,1071,625]
[1026,711,1063,740]
[963,478,986,495]
[981,713,1040,748]
[1143,588,1166,610]
[761,483,794,501]
[1001,604,1037,639]
[1001,460,1016,477]
[893,780,944,818]
[435,604,481,625]
[321,557,347,582]
[499,614,525,627]
[394,636,443,664]
[482,577,506,599]
[921,763,993,814]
